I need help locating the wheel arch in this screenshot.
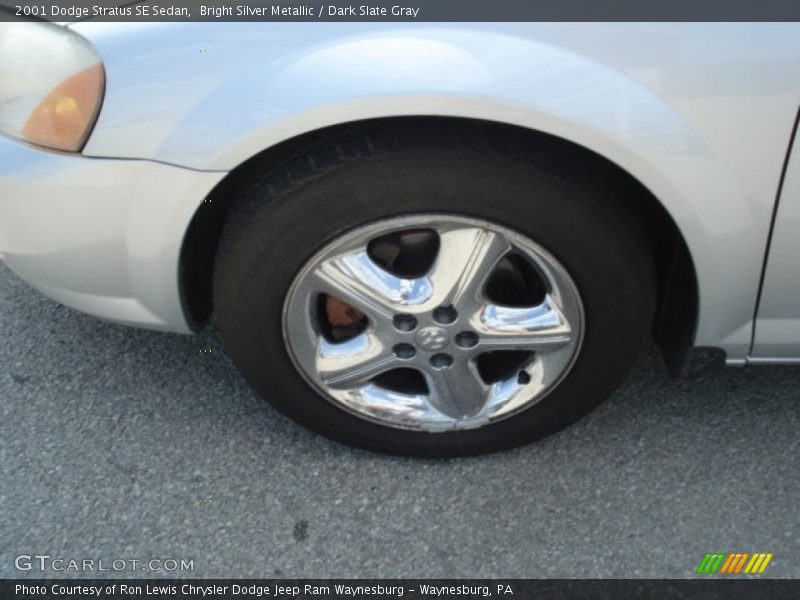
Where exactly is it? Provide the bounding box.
[179,116,699,375]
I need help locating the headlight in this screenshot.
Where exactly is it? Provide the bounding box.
[0,22,104,152]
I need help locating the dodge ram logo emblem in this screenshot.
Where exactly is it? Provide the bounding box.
[416,326,449,351]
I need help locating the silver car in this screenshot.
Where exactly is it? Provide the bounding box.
[1,21,799,455]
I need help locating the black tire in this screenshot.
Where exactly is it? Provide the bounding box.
[213,123,655,457]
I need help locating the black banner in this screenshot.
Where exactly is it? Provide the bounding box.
[1,580,799,600]
[2,0,800,22]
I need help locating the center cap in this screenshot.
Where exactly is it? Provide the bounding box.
[416,326,449,351]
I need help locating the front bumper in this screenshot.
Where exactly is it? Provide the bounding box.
[0,135,226,332]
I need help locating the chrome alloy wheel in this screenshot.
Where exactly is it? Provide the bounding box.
[282,215,584,431]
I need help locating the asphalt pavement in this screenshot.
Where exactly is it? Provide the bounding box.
[1,262,799,579]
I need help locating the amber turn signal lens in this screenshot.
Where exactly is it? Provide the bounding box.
[21,63,105,152]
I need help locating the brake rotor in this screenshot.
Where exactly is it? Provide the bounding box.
[325,295,364,327]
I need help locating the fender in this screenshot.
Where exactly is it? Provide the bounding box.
[73,23,800,359]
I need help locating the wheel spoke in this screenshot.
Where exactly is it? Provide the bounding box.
[472,297,573,352]
[311,250,433,321]
[335,385,455,430]
[423,359,490,418]
[427,227,511,310]
[316,333,399,388]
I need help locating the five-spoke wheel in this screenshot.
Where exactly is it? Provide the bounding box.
[283,215,584,431]
[213,122,654,455]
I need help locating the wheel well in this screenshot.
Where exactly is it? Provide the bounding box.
[179,116,699,375]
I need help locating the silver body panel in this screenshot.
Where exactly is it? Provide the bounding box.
[0,22,799,362]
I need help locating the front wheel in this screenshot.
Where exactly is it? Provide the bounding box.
[214,129,655,456]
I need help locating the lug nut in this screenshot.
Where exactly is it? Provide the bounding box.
[455,331,479,348]
[393,343,416,359]
[433,305,457,325]
[393,314,418,332]
[430,353,454,369]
